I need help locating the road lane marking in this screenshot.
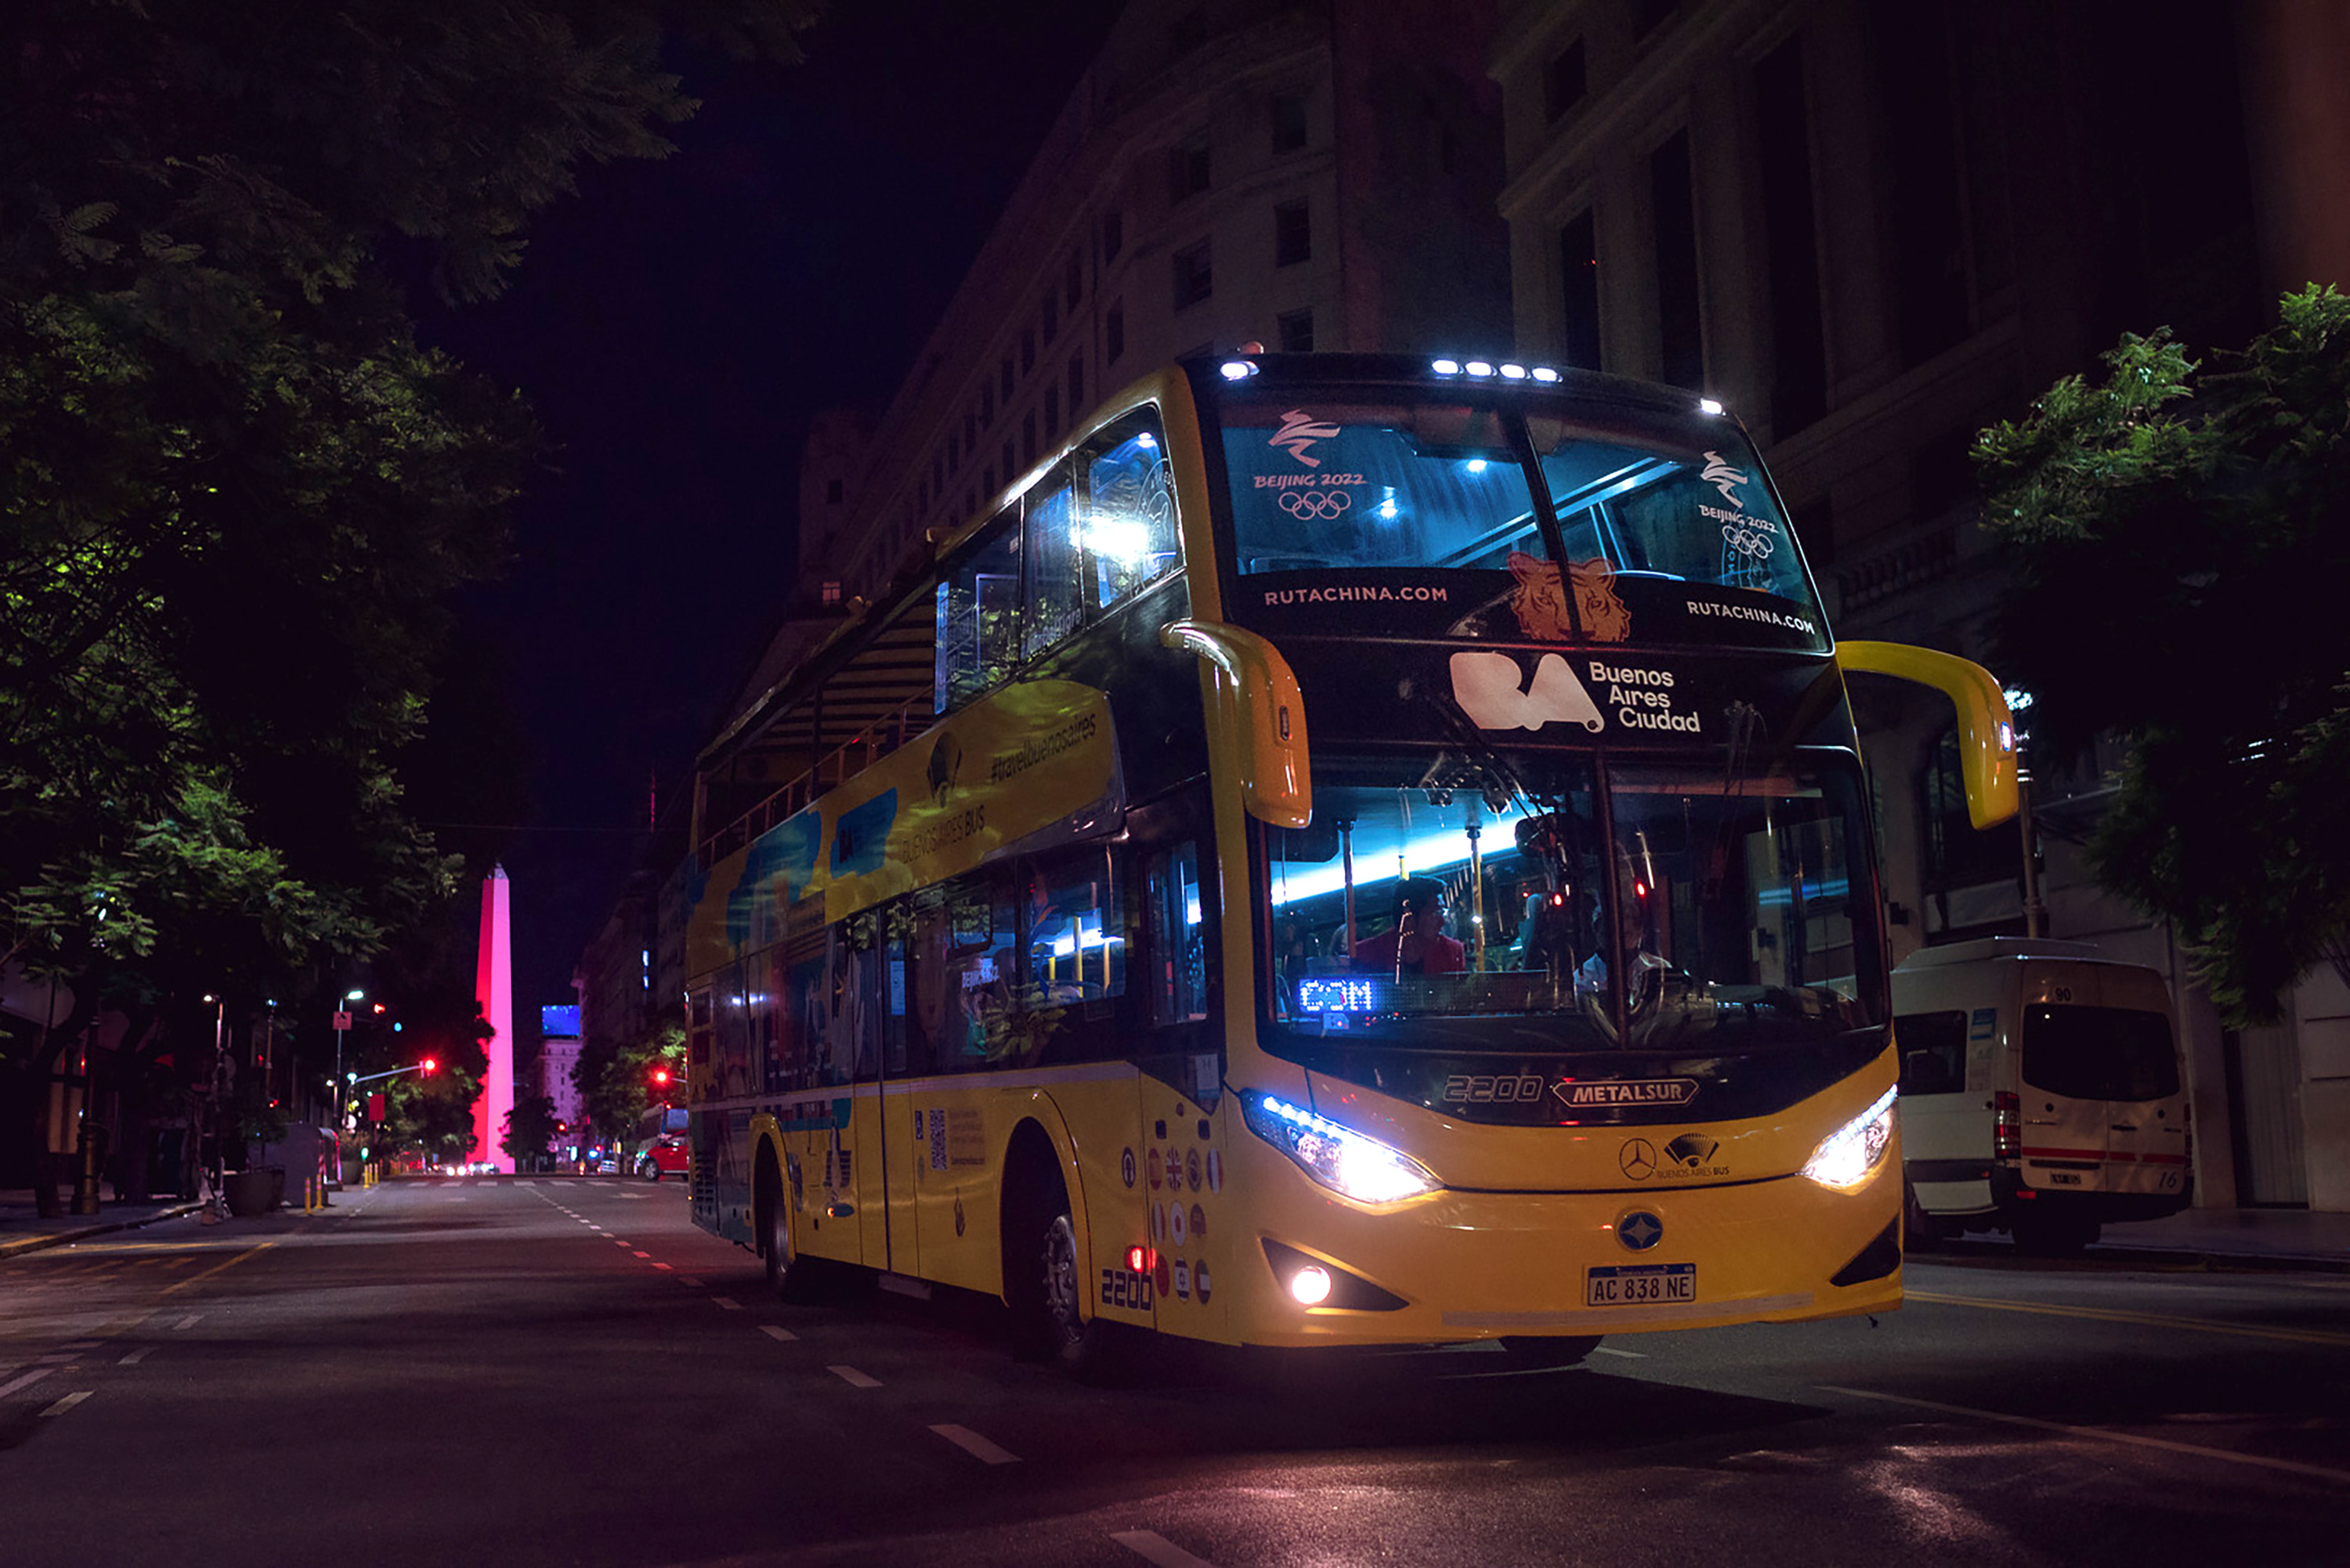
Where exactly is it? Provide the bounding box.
[39,1391,91,1418]
[931,1424,1019,1465]
[653,1263,674,1271]
[713,1296,744,1311]
[1593,1346,1647,1358]
[682,1277,704,1288]
[0,1367,56,1399]
[1906,1289,2350,1347]
[120,1346,157,1365]
[1819,1385,2350,1485]
[829,1365,881,1388]
[632,1250,652,1258]
[759,1325,797,1342]
[1112,1530,1220,1567]
[172,1314,202,1330]
[158,1241,275,1298]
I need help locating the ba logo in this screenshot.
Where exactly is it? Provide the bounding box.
[1666,1134,1719,1169]
[926,733,961,804]
[1449,650,1604,733]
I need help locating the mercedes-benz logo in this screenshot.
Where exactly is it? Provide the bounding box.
[1616,1210,1664,1252]
[1619,1138,1658,1181]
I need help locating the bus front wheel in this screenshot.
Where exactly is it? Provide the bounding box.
[1499,1335,1602,1369]
[1021,1199,1120,1380]
[758,1158,808,1301]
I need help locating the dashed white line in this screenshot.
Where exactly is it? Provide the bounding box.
[0,1367,56,1399]
[1111,1530,1219,1567]
[1593,1346,1646,1358]
[653,1262,674,1271]
[829,1365,882,1389]
[631,1250,652,1258]
[759,1325,797,1343]
[931,1424,1019,1465]
[120,1346,157,1365]
[713,1296,744,1312]
[682,1277,704,1288]
[1819,1385,2350,1485]
[39,1391,92,1418]
[172,1314,201,1330]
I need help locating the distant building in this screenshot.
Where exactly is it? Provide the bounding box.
[1487,0,2350,1209]
[730,0,1514,723]
[536,1006,585,1142]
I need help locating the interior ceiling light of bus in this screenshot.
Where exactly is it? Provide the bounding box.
[1268,802,1536,908]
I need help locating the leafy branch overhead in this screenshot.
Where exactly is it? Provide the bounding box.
[1976,284,2350,1024]
[1,2,815,1046]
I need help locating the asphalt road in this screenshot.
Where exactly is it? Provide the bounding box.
[3,1176,2345,1567]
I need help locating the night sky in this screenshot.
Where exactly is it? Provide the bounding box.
[413,3,1121,1013]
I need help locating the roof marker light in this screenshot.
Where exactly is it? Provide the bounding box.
[1431,358,1462,375]
[1220,359,1260,381]
[1500,363,1528,379]
[1465,360,1495,377]
[1699,397,1725,416]
[1531,367,1561,382]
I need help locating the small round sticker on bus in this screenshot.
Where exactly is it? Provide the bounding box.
[1196,1263,1212,1304]
[1121,1147,1136,1188]
[1187,1149,1202,1192]
[1171,1204,1188,1247]
[1206,1149,1224,1193]
[1148,1148,1163,1190]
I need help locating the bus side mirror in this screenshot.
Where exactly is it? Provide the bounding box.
[1838,641,2019,829]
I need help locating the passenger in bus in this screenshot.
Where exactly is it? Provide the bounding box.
[1352,879,1466,976]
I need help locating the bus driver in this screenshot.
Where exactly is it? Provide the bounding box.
[1354,879,1466,976]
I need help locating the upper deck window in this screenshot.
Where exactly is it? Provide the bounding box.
[1216,388,1824,648]
[1220,402,1538,573]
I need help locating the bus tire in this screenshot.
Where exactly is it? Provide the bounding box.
[1036,1207,1123,1380]
[757,1154,809,1301]
[1499,1335,1602,1369]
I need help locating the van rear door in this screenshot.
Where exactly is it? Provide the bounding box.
[2016,963,2186,1201]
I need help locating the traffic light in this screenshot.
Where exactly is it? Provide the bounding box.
[421,1057,439,1076]
[650,1068,671,1087]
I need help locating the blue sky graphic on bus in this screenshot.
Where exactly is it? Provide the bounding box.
[727,807,822,948]
[831,789,898,878]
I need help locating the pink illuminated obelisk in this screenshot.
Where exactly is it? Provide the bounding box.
[473,864,516,1173]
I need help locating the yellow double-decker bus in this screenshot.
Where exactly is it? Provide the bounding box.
[683,351,2016,1372]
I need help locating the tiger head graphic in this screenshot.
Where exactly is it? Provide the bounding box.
[1506,551,1631,643]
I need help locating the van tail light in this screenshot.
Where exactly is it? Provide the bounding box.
[1993,1091,2021,1161]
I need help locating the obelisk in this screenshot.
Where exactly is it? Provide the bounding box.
[473,864,516,1173]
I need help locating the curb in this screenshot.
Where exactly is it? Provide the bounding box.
[0,1201,205,1260]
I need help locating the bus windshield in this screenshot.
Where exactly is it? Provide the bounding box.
[1263,749,1880,1053]
[1217,394,1822,645]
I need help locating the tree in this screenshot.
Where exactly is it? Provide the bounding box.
[503,1093,562,1170]
[1975,284,2350,1024]
[580,1020,687,1140]
[0,1,815,1209]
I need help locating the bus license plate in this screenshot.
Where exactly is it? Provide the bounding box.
[1585,1263,1696,1307]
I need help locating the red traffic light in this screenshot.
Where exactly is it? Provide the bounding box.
[371,1003,386,1014]
[651,1068,671,1085]
[420,1057,439,1075]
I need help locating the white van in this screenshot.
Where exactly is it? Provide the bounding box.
[1892,938,2191,1254]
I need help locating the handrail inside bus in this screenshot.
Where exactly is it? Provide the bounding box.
[1838,640,2019,829]
[1160,620,1313,829]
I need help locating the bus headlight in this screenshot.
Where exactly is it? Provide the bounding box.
[1800,1086,1899,1192]
[1240,1092,1441,1204]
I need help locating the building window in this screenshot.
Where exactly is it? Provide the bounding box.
[1000,358,1014,399]
[1546,38,1587,121]
[1634,0,1678,38]
[1066,248,1084,307]
[1271,90,1307,153]
[1560,208,1600,370]
[1021,328,1036,374]
[1000,439,1014,481]
[1650,130,1704,390]
[1755,34,1827,432]
[1278,308,1314,353]
[1068,352,1085,413]
[1172,240,1213,311]
[1169,133,1211,204]
[819,580,842,606]
[980,383,994,425]
[1274,199,1311,267]
[825,478,843,505]
[1041,292,1058,344]
[1045,385,1061,435]
[1101,210,1123,263]
[1106,301,1126,363]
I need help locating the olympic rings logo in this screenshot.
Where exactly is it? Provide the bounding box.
[1722,523,1775,560]
[1278,487,1354,521]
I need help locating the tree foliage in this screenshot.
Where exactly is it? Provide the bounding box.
[502,1092,562,1166]
[579,1018,686,1137]
[1976,284,2350,1023]
[0,2,815,1068]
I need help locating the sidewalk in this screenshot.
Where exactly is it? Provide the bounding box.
[0,1187,219,1259]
